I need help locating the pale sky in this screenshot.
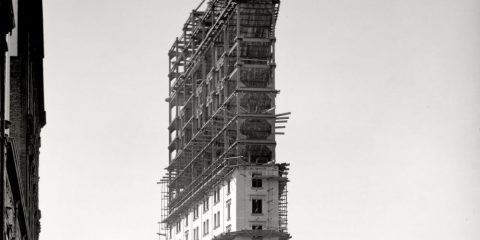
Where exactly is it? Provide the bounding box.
[40,0,480,239]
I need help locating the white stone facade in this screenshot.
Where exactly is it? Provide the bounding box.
[166,165,283,240]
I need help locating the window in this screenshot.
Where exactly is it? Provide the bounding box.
[226,200,231,221]
[185,230,189,240]
[252,225,263,230]
[203,197,209,212]
[193,204,199,220]
[252,199,262,214]
[227,179,231,195]
[203,219,209,236]
[214,213,217,229]
[252,173,262,188]
[193,227,199,240]
[176,219,181,233]
[214,211,220,229]
[185,213,189,227]
[214,188,220,204]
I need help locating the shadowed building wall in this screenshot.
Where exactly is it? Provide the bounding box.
[1,0,45,240]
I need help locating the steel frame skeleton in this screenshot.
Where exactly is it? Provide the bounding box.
[161,0,289,238]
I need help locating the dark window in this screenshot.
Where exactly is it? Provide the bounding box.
[194,204,199,219]
[203,219,209,236]
[227,179,231,194]
[252,174,262,188]
[214,188,220,203]
[203,197,209,212]
[176,220,181,233]
[194,227,199,240]
[214,211,220,228]
[227,201,231,220]
[252,225,263,230]
[252,199,262,214]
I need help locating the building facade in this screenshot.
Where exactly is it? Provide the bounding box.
[1,0,46,240]
[160,1,290,240]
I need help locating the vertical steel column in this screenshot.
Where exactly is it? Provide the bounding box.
[223,18,229,153]
[235,4,241,158]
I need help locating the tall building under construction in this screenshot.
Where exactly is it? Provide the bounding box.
[160,0,290,240]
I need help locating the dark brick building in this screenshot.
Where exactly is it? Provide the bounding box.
[1,0,46,239]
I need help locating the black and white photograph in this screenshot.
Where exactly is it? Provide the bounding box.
[1,0,479,239]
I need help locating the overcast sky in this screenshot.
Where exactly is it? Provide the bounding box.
[40,0,480,239]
